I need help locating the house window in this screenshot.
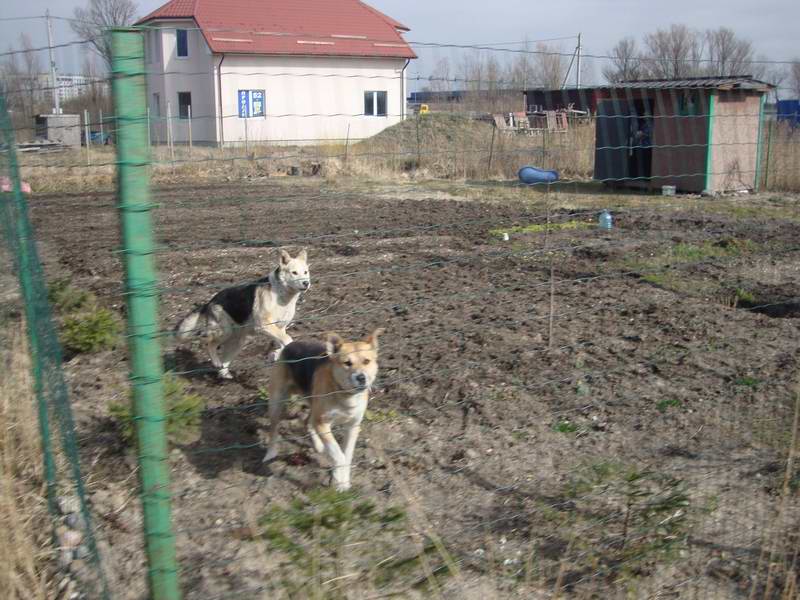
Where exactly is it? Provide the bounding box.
[176,29,188,58]
[238,90,266,118]
[364,91,387,116]
[178,92,191,119]
[152,93,161,117]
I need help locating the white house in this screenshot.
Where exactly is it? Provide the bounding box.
[136,0,416,146]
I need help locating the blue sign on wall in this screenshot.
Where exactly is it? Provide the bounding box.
[238,90,250,119]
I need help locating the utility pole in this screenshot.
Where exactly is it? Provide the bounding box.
[46,10,60,114]
[576,33,582,89]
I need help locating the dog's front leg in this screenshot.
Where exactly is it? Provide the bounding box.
[315,423,349,491]
[339,424,361,490]
[258,323,293,362]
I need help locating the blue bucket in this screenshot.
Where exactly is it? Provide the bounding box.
[518,165,559,185]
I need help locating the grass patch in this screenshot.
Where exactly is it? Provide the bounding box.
[671,238,757,262]
[364,406,400,422]
[110,372,205,446]
[554,419,580,434]
[656,398,682,413]
[734,376,760,388]
[631,238,760,298]
[489,219,591,238]
[735,288,756,304]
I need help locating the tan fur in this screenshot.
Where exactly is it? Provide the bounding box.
[264,329,383,491]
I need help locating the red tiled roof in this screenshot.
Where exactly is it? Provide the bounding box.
[137,0,416,59]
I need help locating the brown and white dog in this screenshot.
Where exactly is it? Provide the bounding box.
[263,329,383,491]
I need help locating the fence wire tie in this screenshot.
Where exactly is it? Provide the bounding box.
[137,453,170,462]
[132,414,168,423]
[115,202,159,212]
[129,374,162,386]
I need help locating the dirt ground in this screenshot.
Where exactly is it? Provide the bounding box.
[24,177,800,599]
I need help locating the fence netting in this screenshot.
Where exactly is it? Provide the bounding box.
[1,21,799,600]
[0,92,110,599]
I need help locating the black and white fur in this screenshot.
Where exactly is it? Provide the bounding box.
[175,249,310,379]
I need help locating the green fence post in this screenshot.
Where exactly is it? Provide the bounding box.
[0,92,58,516]
[111,28,181,600]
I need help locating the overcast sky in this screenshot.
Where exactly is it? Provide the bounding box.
[3,0,799,90]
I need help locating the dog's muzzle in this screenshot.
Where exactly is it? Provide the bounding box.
[352,372,368,390]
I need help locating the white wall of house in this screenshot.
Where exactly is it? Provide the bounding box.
[144,20,217,144]
[217,55,407,146]
[144,25,408,146]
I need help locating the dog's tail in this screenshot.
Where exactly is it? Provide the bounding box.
[174,306,207,342]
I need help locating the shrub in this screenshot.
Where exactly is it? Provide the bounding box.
[61,308,120,354]
[110,373,205,446]
[257,489,449,596]
[47,278,92,313]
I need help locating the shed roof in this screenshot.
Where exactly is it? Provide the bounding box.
[616,76,773,91]
[522,76,773,95]
[137,0,416,59]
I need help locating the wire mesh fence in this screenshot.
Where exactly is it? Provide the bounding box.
[1,21,799,600]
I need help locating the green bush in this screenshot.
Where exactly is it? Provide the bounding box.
[110,373,205,446]
[61,308,120,354]
[560,462,692,582]
[257,489,449,596]
[47,278,92,313]
[48,277,121,354]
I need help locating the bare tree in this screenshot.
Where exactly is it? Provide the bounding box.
[0,35,44,138]
[704,27,757,76]
[19,34,43,120]
[428,57,451,93]
[505,40,536,90]
[602,37,642,83]
[71,0,138,68]
[533,43,568,89]
[462,50,485,92]
[640,24,703,79]
[605,25,769,83]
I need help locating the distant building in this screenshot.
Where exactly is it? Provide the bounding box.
[137,0,416,146]
[1,73,108,106]
[593,76,774,193]
[55,75,106,103]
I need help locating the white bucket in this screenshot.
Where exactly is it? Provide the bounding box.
[662,185,676,196]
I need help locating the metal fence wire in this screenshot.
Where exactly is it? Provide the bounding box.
[1,23,799,600]
[0,91,110,600]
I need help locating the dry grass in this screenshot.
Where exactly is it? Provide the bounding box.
[346,113,596,181]
[0,325,55,599]
[17,114,596,193]
[18,142,344,193]
[763,122,800,193]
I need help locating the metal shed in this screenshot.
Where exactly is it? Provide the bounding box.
[593,76,773,193]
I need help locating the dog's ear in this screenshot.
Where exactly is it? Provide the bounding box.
[296,248,307,262]
[326,332,344,355]
[279,248,292,266]
[365,328,385,350]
